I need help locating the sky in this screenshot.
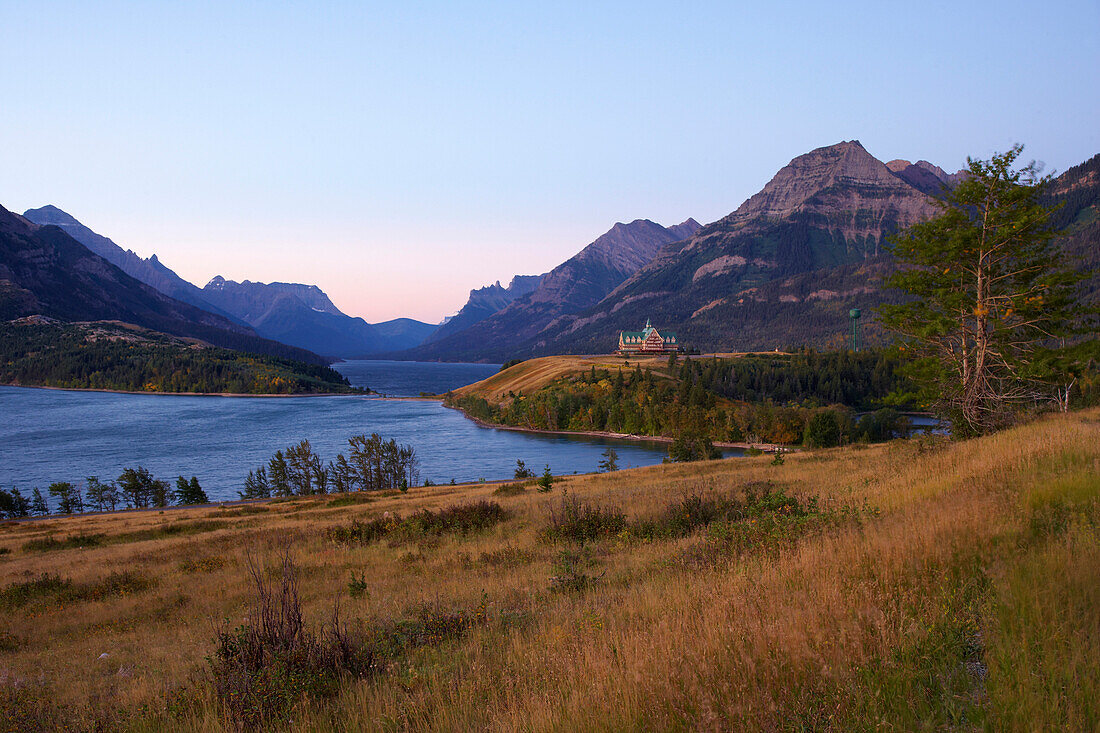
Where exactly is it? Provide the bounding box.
[1,1,1097,324]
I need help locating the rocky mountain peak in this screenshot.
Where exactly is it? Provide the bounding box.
[21,204,80,227]
[726,140,913,224]
[205,275,228,290]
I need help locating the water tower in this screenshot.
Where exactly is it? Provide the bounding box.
[849,308,862,352]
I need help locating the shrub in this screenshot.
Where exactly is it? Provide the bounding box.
[0,570,153,610]
[22,533,105,552]
[209,552,373,728]
[493,482,527,496]
[804,410,846,448]
[543,493,627,543]
[327,493,372,508]
[368,599,489,659]
[549,545,601,593]
[402,501,507,536]
[669,432,721,462]
[348,572,369,598]
[327,502,508,545]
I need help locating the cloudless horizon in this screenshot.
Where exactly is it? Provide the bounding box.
[2,1,1097,323]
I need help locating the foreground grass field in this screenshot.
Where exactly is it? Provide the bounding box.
[1,409,1098,731]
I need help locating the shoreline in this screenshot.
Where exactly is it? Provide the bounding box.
[0,383,368,398]
[443,402,794,453]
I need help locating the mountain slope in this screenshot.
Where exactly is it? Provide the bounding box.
[0,204,327,364]
[530,141,944,353]
[406,217,701,361]
[21,205,238,321]
[372,317,439,351]
[199,277,382,358]
[545,145,1098,355]
[426,275,544,344]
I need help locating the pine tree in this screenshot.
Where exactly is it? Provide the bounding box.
[537,465,555,493]
[31,488,48,516]
[880,145,1093,435]
[598,447,619,473]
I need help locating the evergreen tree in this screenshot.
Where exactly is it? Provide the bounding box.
[175,476,209,505]
[241,467,270,499]
[514,460,535,479]
[598,447,619,473]
[48,481,82,514]
[537,465,555,493]
[31,488,48,516]
[268,451,292,496]
[880,145,1093,435]
[85,476,119,512]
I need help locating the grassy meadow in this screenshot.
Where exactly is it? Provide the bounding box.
[1,409,1098,731]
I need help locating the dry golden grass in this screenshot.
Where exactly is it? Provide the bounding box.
[448,354,668,403]
[450,352,789,404]
[1,409,1097,731]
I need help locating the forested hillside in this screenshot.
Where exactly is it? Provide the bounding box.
[0,319,356,394]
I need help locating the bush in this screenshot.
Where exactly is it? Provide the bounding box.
[0,570,153,610]
[209,553,373,728]
[543,493,627,543]
[549,545,601,593]
[493,482,527,496]
[328,502,508,545]
[22,533,105,552]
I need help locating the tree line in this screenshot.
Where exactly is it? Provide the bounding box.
[240,435,421,499]
[0,469,209,519]
[447,350,918,446]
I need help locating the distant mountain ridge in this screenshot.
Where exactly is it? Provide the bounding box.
[426,274,545,344]
[200,277,432,358]
[0,204,327,364]
[21,206,435,358]
[404,217,701,361]
[21,205,240,323]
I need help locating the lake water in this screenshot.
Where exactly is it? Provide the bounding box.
[0,361,674,502]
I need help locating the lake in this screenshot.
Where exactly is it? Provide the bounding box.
[0,361,675,502]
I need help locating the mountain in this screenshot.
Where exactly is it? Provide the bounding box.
[21,205,238,322]
[372,318,440,352]
[0,204,327,364]
[535,142,1097,355]
[405,217,701,361]
[199,278,434,357]
[21,207,435,357]
[527,141,949,353]
[199,277,380,358]
[426,275,544,343]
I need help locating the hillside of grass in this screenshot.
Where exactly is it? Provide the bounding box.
[0,319,358,394]
[1,409,1097,730]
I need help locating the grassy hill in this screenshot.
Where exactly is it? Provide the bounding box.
[449,354,677,402]
[1,409,1097,730]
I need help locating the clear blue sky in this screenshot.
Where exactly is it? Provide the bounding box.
[2,1,1097,323]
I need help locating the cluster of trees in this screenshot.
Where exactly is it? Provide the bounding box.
[240,435,420,499]
[0,469,209,518]
[448,350,916,446]
[0,321,355,394]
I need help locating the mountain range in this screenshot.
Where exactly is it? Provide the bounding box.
[0,205,326,364]
[405,217,702,361]
[21,207,434,359]
[7,140,1096,364]
[407,141,1098,359]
